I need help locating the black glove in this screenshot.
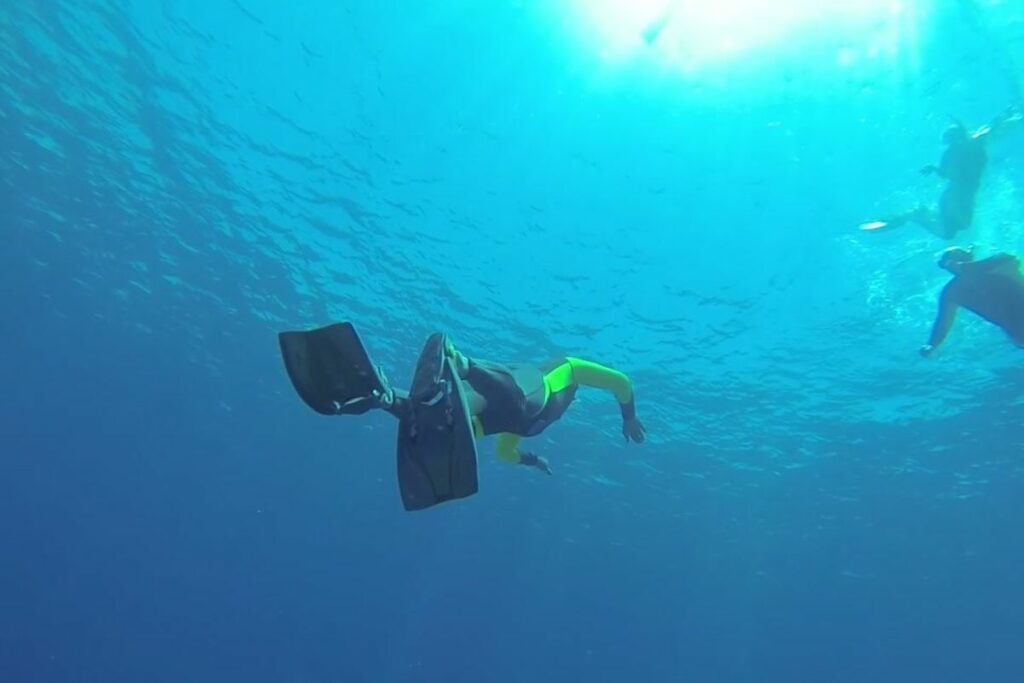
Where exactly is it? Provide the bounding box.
[519,451,552,475]
[623,417,646,444]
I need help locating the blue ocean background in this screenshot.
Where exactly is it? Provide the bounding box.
[3,1,1024,681]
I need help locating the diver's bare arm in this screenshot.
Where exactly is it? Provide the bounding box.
[927,294,959,350]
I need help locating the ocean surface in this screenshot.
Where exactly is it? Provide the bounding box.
[3,1,1024,681]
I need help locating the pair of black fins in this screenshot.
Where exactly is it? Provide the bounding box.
[278,322,478,511]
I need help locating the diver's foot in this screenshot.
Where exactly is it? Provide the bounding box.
[373,367,410,418]
[374,387,395,410]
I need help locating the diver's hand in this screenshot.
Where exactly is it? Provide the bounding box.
[623,417,646,444]
[520,451,552,475]
[919,344,935,358]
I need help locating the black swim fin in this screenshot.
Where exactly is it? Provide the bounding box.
[396,332,479,511]
[278,322,387,415]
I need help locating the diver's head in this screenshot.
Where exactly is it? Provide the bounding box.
[939,245,974,273]
[943,123,968,145]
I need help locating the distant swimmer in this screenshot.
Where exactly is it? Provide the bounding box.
[920,247,1024,357]
[278,322,646,510]
[861,106,1021,239]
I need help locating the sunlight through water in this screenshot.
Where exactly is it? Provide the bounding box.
[572,0,915,74]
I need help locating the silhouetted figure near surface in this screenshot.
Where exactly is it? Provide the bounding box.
[920,247,1024,357]
[862,106,1020,239]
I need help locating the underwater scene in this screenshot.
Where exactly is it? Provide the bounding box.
[3,1,1024,681]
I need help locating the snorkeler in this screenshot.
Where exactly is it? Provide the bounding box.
[919,247,1024,357]
[278,322,646,510]
[862,106,1021,239]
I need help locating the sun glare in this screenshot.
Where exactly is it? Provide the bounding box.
[573,0,911,73]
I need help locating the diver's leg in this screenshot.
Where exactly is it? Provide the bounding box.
[462,359,519,403]
[861,205,932,232]
[905,205,935,229]
[461,387,487,417]
[443,341,494,415]
[921,210,950,239]
[935,189,971,239]
[880,204,941,236]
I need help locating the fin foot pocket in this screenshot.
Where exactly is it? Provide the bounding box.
[396,332,479,511]
[278,322,387,415]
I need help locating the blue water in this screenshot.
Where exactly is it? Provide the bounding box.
[4,1,1024,681]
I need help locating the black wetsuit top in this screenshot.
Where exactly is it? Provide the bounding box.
[942,138,987,188]
[938,139,988,237]
[464,359,577,437]
[943,256,1024,342]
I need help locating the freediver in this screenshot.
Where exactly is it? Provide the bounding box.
[920,247,1024,357]
[278,323,646,509]
[862,106,1020,239]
